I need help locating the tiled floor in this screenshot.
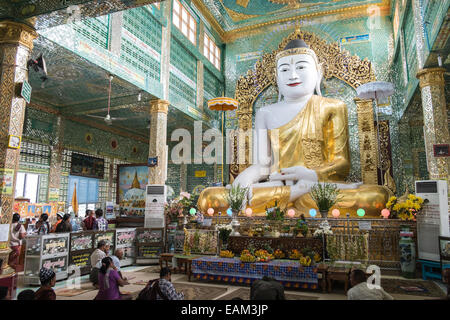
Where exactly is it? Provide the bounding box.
[15,265,446,300]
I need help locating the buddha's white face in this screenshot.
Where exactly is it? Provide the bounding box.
[276,53,318,101]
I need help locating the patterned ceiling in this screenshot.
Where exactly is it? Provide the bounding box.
[0,0,162,30]
[202,0,390,32]
[28,36,199,139]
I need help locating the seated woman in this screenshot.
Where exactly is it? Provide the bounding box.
[94,257,131,300]
[35,267,56,300]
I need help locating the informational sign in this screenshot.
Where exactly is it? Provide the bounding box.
[21,80,32,103]
[69,252,91,268]
[148,157,158,167]
[138,246,162,258]
[358,221,372,231]
[0,168,14,195]
[195,170,206,177]
[0,224,10,242]
[145,185,166,228]
[105,202,115,220]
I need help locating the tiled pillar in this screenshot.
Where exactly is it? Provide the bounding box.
[196,22,204,111]
[47,115,64,201]
[180,163,187,192]
[411,0,427,69]
[160,0,172,100]
[148,99,169,185]
[0,20,38,274]
[416,68,449,182]
[355,98,378,185]
[107,157,114,202]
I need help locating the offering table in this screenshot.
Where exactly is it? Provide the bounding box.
[191,256,318,289]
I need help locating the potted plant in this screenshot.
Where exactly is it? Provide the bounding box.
[310,183,341,218]
[225,184,249,236]
[215,224,232,250]
[265,201,285,237]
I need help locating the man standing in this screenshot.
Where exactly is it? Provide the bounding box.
[94,209,108,231]
[347,269,394,300]
[82,209,96,230]
[89,240,110,287]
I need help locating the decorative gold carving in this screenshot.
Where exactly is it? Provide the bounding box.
[223,1,391,42]
[416,67,445,89]
[355,98,378,184]
[231,30,376,180]
[150,99,170,114]
[275,47,319,66]
[0,21,38,50]
[223,6,260,22]
[236,0,250,8]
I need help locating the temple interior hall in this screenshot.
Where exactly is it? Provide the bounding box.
[0,0,449,302]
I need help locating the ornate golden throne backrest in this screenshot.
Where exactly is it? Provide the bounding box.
[230,28,376,181]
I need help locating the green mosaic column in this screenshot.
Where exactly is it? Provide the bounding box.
[412,0,427,69]
[47,115,64,202]
[196,22,204,111]
[180,163,187,192]
[0,20,37,274]
[416,68,449,182]
[160,0,172,100]
[148,99,169,185]
[107,157,114,201]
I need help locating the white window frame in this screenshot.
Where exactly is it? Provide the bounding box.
[15,172,40,204]
[203,33,220,70]
[172,0,197,45]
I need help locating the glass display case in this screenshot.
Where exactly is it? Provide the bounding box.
[135,228,164,264]
[24,233,70,285]
[69,231,95,275]
[115,228,136,267]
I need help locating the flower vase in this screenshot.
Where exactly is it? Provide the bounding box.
[399,225,416,278]
[320,210,329,219]
[230,210,241,236]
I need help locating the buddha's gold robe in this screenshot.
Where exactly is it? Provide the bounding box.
[198,95,392,217]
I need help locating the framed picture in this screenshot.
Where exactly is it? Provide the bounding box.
[439,236,450,260]
[70,153,104,179]
[8,135,21,149]
[116,164,148,216]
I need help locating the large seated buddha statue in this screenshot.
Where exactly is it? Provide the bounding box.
[198,39,392,217]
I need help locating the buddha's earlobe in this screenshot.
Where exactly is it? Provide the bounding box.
[315,64,323,96]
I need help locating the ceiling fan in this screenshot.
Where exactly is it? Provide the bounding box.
[86,75,134,126]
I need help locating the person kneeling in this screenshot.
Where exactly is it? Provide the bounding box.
[94,257,131,300]
[137,267,184,300]
[250,276,285,300]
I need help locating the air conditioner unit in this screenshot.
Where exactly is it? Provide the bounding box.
[415,180,449,262]
[144,184,166,229]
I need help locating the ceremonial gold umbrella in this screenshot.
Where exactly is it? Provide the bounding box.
[207,97,239,184]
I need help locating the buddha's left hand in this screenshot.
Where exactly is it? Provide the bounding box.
[269,166,318,183]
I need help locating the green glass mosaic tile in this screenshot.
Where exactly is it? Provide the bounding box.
[73,16,109,49]
[169,73,197,107]
[170,37,197,82]
[120,37,161,82]
[123,7,162,53]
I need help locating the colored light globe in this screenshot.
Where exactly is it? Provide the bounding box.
[189,208,196,216]
[245,208,253,217]
[287,209,295,218]
[332,209,340,218]
[207,208,214,216]
[226,208,233,216]
[309,208,317,217]
[357,208,365,217]
[381,208,390,219]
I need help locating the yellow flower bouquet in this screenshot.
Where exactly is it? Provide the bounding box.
[385,194,428,220]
